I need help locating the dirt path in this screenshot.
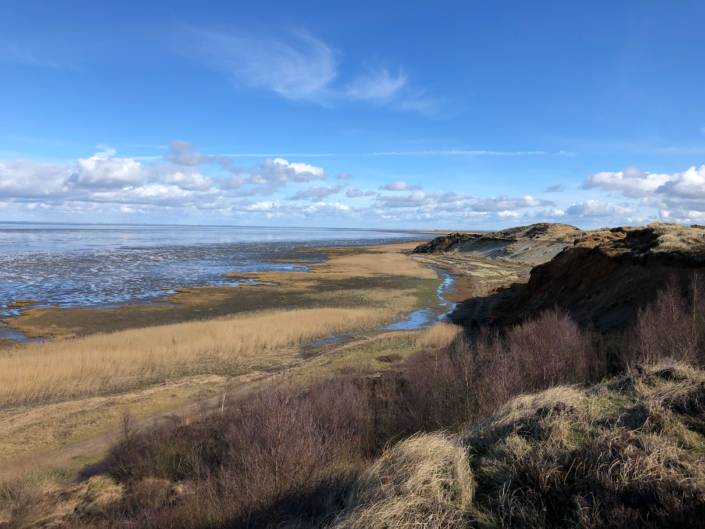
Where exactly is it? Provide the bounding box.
[412,252,529,298]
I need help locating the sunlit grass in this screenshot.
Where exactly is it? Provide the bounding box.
[0,307,409,409]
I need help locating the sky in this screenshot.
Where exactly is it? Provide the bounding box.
[2,0,705,229]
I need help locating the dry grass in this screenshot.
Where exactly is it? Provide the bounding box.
[462,361,705,528]
[331,433,473,529]
[414,322,462,349]
[0,307,401,409]
[0,474,125,529]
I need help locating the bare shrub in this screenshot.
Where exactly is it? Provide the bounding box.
[628,274,705,366]
[100,376,385,528]
[401,333,478,431]
[71,309,601,528]
[505,308,594,390]
[401,309,598,428]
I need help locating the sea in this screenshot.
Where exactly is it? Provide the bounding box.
[0,222,430,316]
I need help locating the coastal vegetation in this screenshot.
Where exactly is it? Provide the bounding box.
[6,277,705,528]
[0,307,401,409]
[5,224,705,528]
[0,242,446,481]
[7,242,437,340]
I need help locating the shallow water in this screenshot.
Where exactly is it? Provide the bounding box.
[385,308,437,331]
[384,271,457,331]
[0,223,426,316]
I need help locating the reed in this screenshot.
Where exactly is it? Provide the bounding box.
[0,307,396,409]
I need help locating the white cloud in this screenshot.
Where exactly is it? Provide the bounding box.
[0,160,70,196]
[74,148,144,189]
[657,165,705,199]
[7,141,657,227]
[252,158,326,186]
[582,164,705,223]
[376,191,468,211]
[160,171,213,191]
[584,166,672,197]
[380,180,421,191]
[245,200,276,211]
[565,200,635,218]
[497,210,520,218]
[471,195,552,212]
[289,184,344,201]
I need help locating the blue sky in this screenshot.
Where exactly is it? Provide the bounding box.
[2,0,705,229]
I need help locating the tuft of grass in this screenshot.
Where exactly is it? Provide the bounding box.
[331,433,473,529]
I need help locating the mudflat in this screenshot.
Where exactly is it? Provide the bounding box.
[5,242,437,340]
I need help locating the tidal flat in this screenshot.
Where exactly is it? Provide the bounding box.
[0,240,457,481]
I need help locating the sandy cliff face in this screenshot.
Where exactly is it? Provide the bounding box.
[487,223,705,331]
[413,223,583,266]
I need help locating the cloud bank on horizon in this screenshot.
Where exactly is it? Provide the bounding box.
[2,140,705,228]
[2,1,705,228]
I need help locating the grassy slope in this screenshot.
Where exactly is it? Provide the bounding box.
[334,362,705,528]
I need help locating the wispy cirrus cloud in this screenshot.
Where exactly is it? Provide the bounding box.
[0,43,76,69]
[190,28,337,101]
[346,67,407,103]
[186,27,436,113]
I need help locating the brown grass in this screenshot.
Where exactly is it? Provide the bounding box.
[414,322,462,349]
[331,433,473,529]
[0,307,404,409]
[463,361,705,528]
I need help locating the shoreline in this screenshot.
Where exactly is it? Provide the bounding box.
[1,239,434,343]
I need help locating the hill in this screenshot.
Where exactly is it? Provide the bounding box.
[450,223,705,331]
[413,223,583,266]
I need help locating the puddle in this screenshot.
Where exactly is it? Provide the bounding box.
[0,322,35,345]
